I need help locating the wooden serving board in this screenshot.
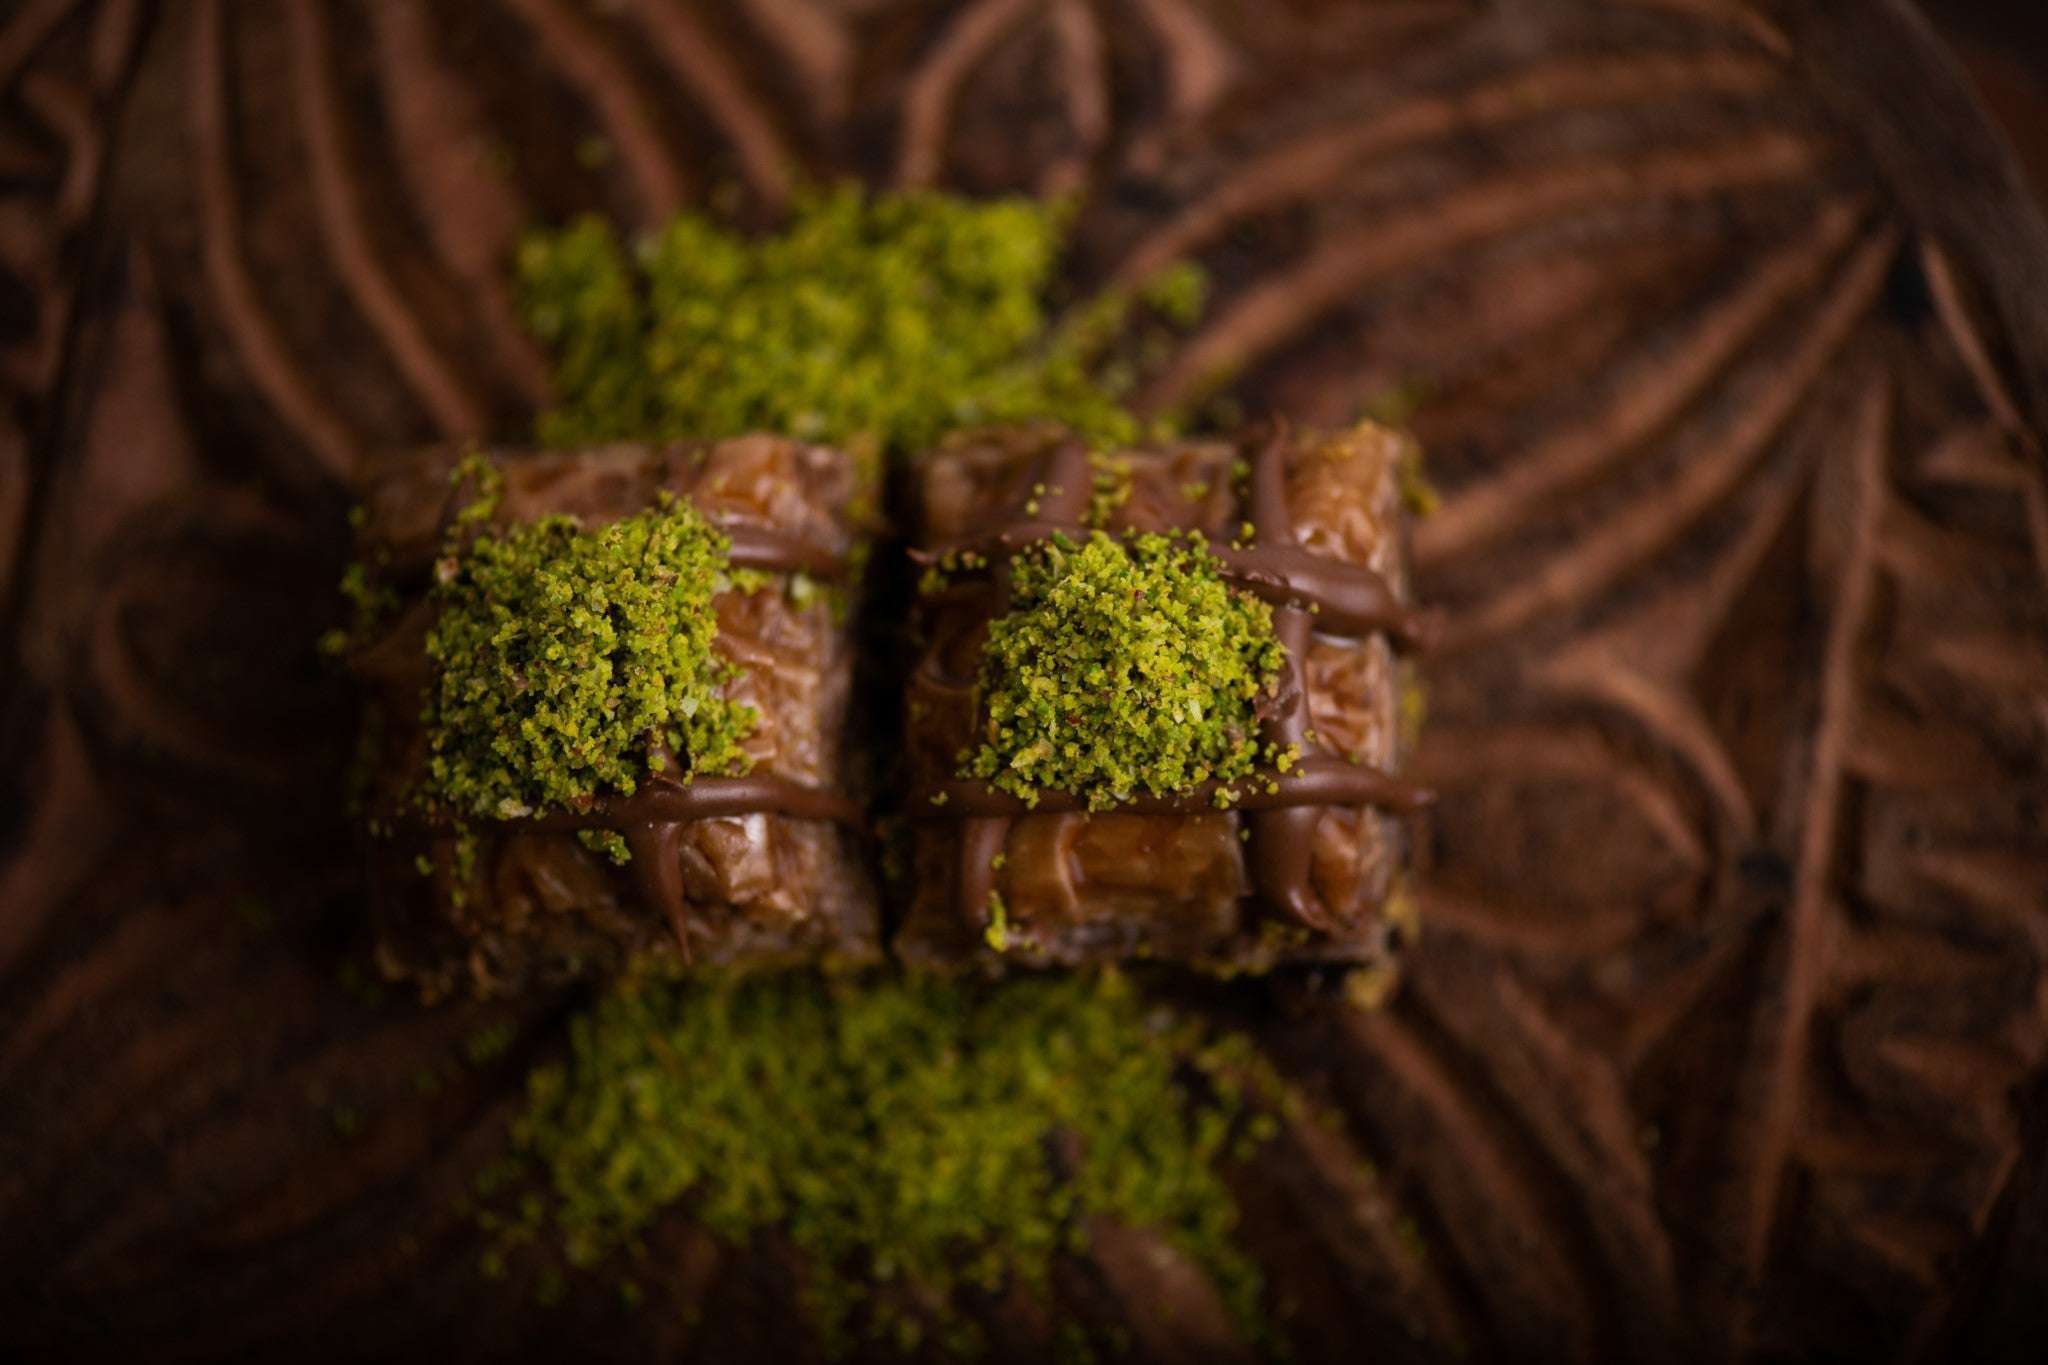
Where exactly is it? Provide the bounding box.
[3,1,2046,1359]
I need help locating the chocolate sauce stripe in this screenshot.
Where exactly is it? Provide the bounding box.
[913,754,1431,820]
[718,521,852,580]
[369,514,851,596]
[393,773,865,835]
[1247,428,1337,929]
[914,520,1432,645]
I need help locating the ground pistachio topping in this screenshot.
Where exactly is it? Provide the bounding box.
[422,191,1274,1354]
[418,484,755,824]
[479,969,1270,1356]
[965,531,1287,811]
[516,184,1203,457]
[983,890,1013,952]
[1084,450,1135,528]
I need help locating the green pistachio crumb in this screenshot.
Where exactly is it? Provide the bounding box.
[446,830,480,910]
[984,892,1011,952]
[1399,667,1429,751]
[328,560,400,654]
[1361,379,1429,430]
[417,493,755,823]
[487,971,1265,1354]
[453,831,479,880]
[1139,260,1208,327]
[1085,452,1134,528]
[967,531,1285,810]
[1344,964,1399,1012]
[577,829,632,865]
[517,186,1204,456]
[450,451,505,526]
[1399,442,1440,516]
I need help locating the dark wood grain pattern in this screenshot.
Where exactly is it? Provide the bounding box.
[3,1,2046,1359]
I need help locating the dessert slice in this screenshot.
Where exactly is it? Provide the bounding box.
[349,438,878,999]
[897,421,1429,971]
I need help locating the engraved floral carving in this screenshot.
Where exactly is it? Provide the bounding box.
[1,1,2044,1358]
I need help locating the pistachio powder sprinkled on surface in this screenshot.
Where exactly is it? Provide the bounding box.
[481,969,1270,1355]
[516,184,1203,457]
[966,531,1288,810]
[419,487,755,823]
[405,191,1301,1354]
[348,188,1209,826]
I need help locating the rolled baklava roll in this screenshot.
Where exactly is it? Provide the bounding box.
[897,421,1429,972]
[349,438,879,999]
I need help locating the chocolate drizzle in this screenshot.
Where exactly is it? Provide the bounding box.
[934,426,1431,936]
[721,521,850,579]
[513,772,865,831]
[1244,435,1337,932]
[395,765,864,961]
[944,449,1083,935]
[1222,542,1439,647]
[916,526,1437,647]
[623,821,692,960]
[956,814,1014,940]
[914,755,1431,818]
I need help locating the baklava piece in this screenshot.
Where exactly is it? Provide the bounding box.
[898,421,1429,972]
[349,438,878,999]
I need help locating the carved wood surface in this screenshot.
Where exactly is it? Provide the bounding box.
[2,1,2046,1359]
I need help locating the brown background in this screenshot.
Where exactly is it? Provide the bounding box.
[4,1,2048,1361]
[1924,1,2048,204]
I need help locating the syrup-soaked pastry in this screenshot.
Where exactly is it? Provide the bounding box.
[897,421,1431,972]
[350,439,879,1000]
